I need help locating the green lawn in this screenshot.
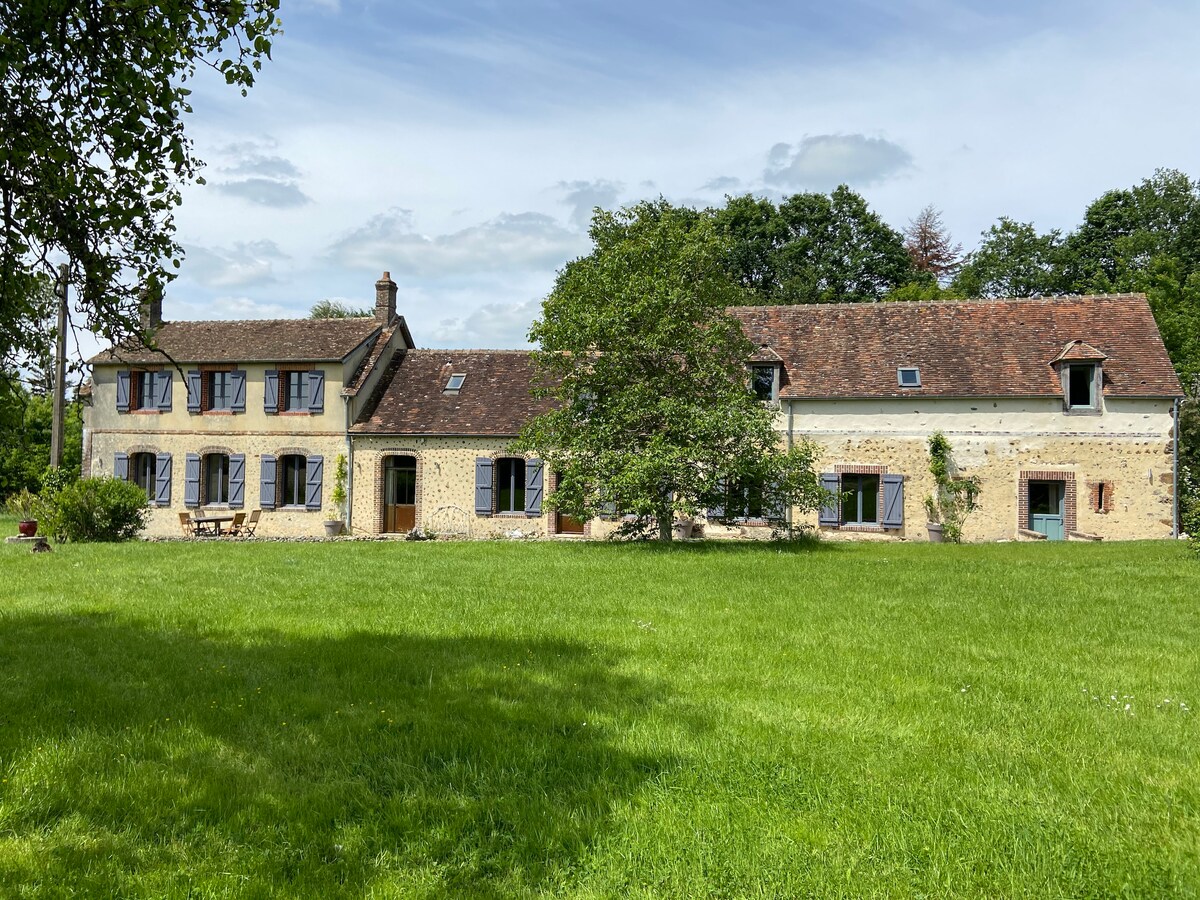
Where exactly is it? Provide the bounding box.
[1,534,1197,898]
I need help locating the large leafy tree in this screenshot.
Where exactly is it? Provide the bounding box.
[518,200,824,540]
[713,186,913,304]
[1,0,280,387]
[951,218,1065,299]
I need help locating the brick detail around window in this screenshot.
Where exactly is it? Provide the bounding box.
[199,365,233,412]
[833,464,888,475]
[1018,469,1077,534]
[832,464,888,529]
[1086,480,1115,514]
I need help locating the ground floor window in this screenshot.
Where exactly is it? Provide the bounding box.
[204,453,230,505]
[496,457,526,513]
[279,454,307,507]
[130,452,156,496]
[841,473,880,525]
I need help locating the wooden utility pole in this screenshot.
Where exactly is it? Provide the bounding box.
[49,263,68,469]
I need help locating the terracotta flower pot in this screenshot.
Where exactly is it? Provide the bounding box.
[926,522,944,543]
[18,519,38,537]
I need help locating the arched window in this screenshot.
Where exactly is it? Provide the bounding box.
[204,453,230,505]
[130,452,156,497]
[279,454,307,507]
[495,457,526,514]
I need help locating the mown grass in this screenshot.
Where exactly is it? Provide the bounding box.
[1,533,1198,898]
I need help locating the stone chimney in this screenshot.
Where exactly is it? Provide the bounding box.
[375,271,397,324]
[138,287,163,332]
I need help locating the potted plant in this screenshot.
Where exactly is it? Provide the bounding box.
[325,453,348,537]
[6,488,40,537]
[924,432,980,544]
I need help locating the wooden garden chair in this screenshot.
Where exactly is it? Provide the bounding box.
[239,508,261,538]
[178,511,198,538]
[226,512,246,537]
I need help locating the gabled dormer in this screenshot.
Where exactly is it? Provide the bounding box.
[1052,340,1107,415]
[748,344,783,402]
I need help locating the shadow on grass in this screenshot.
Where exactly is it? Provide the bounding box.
[0,614,673,896]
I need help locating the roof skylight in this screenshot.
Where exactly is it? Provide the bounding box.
[897,367,921,388]
[445,373,466,392]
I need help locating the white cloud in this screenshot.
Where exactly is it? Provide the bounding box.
[183,240,288,289]
[763,134,913,192]
[556,179,623,229]
[429,297,541,349]
[325,209,588,278]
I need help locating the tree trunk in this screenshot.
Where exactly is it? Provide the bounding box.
[658,497,673,541]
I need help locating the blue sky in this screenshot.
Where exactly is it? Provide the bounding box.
[150,0,1200,349]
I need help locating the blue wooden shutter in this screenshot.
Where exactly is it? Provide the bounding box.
[305,455,324,510]
[230,370,247,413]
[155,370,173,411]
[525,458,544,515]
[113,452,128,481]
[186,370,202,413]
[229,454,246,508]
[260,455,277,509]
[818,473,840,525]
[474,457,493,515]
[882,474,905,528]
[155,453,172,506]
[307,370,325,413]
[184,453,201,508]
[116,371,130,412]
[707,478,726,520]
[264,370,279,414]
[765,481,785,522]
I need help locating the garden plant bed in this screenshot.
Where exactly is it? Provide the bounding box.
[0,536,1197,897]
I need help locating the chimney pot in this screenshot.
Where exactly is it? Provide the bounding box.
[138,287,163,332]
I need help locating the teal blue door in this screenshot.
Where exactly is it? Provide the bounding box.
[1029,481,1065,540]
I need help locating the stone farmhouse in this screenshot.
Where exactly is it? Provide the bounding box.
[84,276,1184,542]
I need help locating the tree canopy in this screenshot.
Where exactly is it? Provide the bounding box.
[0,0,280,390]
[517,200,824,540]
[310,300,372,319]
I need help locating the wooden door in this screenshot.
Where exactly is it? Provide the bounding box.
[383,456,417,533]
[557,511,585,535]
[1028,481,1064,540]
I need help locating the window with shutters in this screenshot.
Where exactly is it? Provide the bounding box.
[841,473,880,525]
[495,457,526,514]
[280,454,307,507]
[129,369,159,411]
[207,370,232,411]
[130,452,156,497]
[718,478,767,522]
[204,453,231,505]
[282,371,306,412]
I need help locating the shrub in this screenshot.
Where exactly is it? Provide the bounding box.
[924,431,980,543]
[41,477,149,542]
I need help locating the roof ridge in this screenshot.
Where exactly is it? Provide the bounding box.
[727,293,1148,313]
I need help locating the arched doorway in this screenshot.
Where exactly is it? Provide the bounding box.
[383,455,417,533]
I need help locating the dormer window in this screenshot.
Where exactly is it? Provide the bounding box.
[897,367,921,388]
[750,365,778,401]
[1067,364,1096,409]
[444,373,466,393]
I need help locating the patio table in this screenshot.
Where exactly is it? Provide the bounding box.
[191,513,236,536]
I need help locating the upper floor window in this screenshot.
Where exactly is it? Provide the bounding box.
[750,365,777,401]
[209,371,233,410]
[131,371,156,410]
[264,369,325,415]
[117,368,170,413]
[1067,364,1097,410]
[284,371,306,411]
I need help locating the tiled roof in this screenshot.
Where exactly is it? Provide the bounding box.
[89,317,383,364]
[1053,340,1108,363]
[729,295,1182,399]
[352,350,556,435]
[342,317,416,396]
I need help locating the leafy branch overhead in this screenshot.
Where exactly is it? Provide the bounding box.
[0,0,281,380]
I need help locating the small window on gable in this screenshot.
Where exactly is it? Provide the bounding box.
[897,367,921,388]
[445,373,466,392]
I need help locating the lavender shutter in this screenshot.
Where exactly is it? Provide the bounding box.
[155,453,172,506]
[524,458,544,515]
[882,474,905,528]
[818,473,840,525]
[155,370,173,411]
[229,454,246,508]
[307,370,325,413]
[765,481,785,522]
[260,455,277,509]
[264,370,279,414]
[184,453,201,508]
[474,457,493,515]
[186,370,202,413]
[230,370,247,413]
[116,371,130,412]
[305,455,324,510]
[113,452,128,480]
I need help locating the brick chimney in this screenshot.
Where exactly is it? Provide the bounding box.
[375,271,397,324]
[138,287,163,331]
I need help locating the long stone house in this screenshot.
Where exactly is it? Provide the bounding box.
[84,278,1184,542]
